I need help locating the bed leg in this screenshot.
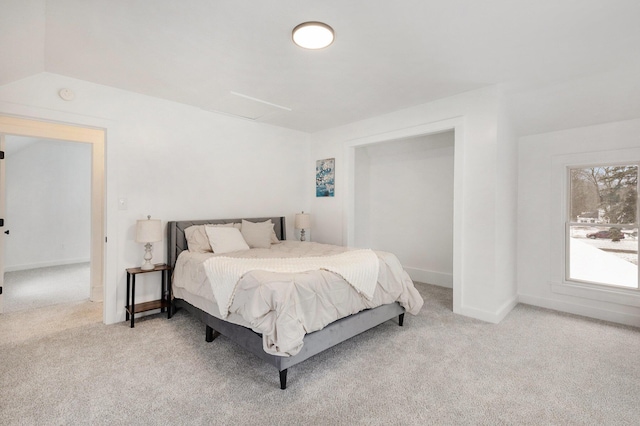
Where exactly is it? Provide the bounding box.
[205,325,220,342]
[398,313,405,327]
[279,369,288,390]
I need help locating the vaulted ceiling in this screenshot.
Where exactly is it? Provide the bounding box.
[2,0,640,134]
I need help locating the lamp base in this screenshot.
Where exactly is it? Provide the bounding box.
[300,229,306,242]
[140,261,155,271]
[141,242,155,270]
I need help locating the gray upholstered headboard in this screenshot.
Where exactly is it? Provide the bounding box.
[167,217,286,269]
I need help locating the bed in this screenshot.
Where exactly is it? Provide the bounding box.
[168,216,423,389]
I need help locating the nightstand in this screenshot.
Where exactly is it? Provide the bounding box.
[125,263,172,328]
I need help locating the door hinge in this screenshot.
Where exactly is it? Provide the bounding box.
[0,286,3,295]
[0,218,3,227]
[0,151,4,159]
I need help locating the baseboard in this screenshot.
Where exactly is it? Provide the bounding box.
[404,267,452,288]
[5,258,90,272]
[495,295,520,323]
[454,294,519,324]
[518,293,640,328]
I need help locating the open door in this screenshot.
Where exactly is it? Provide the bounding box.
[0,134,5,313]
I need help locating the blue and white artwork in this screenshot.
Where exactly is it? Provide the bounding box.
[316,158,335,197]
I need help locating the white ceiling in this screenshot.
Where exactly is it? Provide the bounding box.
[2,0,640,134]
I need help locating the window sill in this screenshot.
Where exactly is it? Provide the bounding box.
[551,281,640,308]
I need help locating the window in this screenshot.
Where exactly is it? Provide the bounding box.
[567,164,639,288]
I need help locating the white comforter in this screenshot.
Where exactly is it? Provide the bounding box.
[204,249,381,318]
[172,241,423,357]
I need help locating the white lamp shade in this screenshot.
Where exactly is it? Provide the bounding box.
[136,218,162,243]
[295,213,311,230]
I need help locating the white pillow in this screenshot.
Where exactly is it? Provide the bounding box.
[185,223,234,253]
[241,219,274,249]
[205,226,250,254]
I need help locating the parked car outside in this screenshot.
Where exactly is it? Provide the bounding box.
[586,230,625,240]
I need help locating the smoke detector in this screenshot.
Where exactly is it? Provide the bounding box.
[58,88,75,101]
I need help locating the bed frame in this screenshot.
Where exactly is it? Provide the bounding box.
[167,217,405,389]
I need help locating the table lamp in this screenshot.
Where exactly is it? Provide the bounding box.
[295,211,311,241]
[136,215,162,270]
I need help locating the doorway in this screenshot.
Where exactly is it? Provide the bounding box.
[0,116,105,319]
[353,131,455,287]
[3,136,92,312]
[344,117,464,314]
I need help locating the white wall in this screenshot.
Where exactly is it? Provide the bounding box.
[0,72,311,324]
[518,118,640,327]
[0,73,521,325]
[5,138,91,270]
[494,92,519,311]
[354,132,454,287]
[310,86,519,323]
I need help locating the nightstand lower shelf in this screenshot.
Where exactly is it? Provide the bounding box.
[126,299,170,317]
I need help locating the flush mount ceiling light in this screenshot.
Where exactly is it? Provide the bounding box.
[292,22,334,49]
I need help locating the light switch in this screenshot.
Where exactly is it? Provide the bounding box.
[118,198,128,210]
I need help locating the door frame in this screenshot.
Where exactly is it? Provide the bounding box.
[0,115,105,312]
[343,117,465,314]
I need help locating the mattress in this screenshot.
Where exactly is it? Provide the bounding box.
[172,241,423,356]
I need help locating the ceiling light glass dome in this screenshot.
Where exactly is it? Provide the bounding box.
[292,22,335,49]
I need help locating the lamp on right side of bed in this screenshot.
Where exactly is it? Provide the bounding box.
[294,211,311,241]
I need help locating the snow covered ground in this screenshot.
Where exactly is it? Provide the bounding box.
[570,238,638,288]
[580,238,638,265]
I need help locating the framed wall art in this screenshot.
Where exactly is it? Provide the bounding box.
[316,158,335,197]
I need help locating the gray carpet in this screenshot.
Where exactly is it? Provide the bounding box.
[3,262,90,312]
[1,283,639,425]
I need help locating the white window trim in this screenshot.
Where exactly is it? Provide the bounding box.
[551,148,640,307]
